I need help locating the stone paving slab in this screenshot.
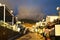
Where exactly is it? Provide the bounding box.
[16,33,45,40]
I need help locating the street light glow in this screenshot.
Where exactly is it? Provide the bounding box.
[16,21,21,24]
[56,7,60,10]
[10,10,13,13]
[0,3,2,6]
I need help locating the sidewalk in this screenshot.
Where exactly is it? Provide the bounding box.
[16,32,45,40]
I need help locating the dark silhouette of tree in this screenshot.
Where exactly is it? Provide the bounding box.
[53,18,60,24]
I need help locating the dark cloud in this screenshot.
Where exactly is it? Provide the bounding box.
[0,0,13,9]
[17,6,45,20]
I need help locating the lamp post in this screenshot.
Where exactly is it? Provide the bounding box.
[10,10,14,25]
[56,7,60,17]
[16,16,18,27]
[3,4,5,24]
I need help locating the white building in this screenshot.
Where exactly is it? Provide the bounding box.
[36,21,46,27]
[46,16,59,23]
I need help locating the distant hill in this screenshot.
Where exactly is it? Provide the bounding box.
[19,19,39,23]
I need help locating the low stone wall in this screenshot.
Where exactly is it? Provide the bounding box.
[0,26,19,40]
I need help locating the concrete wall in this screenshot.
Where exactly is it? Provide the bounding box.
[55,25,60,36]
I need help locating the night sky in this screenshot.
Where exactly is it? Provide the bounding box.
[0,0,60,20]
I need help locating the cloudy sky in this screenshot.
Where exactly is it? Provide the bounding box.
[0,0,60,20]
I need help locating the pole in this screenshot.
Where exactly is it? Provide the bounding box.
[3,4,7,40]
[12,16,14,25]
[59,11,60,16]
[16,17,18,27]
[3,4,5,25]
[10,10,14,25]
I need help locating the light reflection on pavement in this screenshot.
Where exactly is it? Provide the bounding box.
[16,32,45,40]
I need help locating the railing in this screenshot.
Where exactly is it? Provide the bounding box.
[0,20,19,32]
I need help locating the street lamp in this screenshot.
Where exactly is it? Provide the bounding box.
[56,7,60,16]
[56,7,60,10]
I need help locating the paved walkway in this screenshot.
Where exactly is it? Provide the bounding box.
[16,32,45,40]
